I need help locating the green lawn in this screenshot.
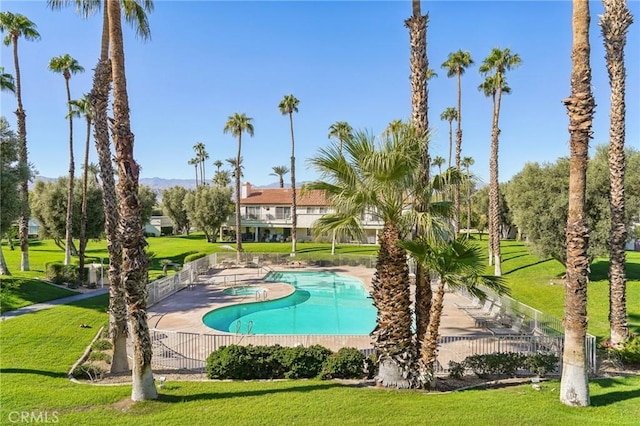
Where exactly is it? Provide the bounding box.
[1,295,638,425]
[0,276,76,313]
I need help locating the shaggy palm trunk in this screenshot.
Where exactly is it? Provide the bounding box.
[448,120,453,168]
[91,6,128,374]
[489,80,504,277]
[12,36,29,271]
[466,168,472,238]
[289,113,297,254]
[0,237,10,275]
[235,133,243,263]
[108,0,157,401]
[63,75,75,266]
[560,0,594,407]
[454,70,463,236]
[602,0,632,346]
[371,222,415,388]
[78,114,91,284]
[487,208,494,265]
[419,277,446,388]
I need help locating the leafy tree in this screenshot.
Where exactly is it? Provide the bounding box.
[212,169,231,188]
[184,186,232,243]
[161,186,189,234]
[278,94,300,254]
[1,11,41,272]
[472,184,514,240]
[138,184,157,225]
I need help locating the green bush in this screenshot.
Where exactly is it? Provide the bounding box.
[523,352,559,376]
[184,252,207,263]
[45,263,79,286]
[364,353,378,379]
[322,347,365,379]
[71,363,105,381]
[280,345,333,379]
[461,352,558,379]
[91,339,113,351]
[448,361,465,379]
[617,335,640,366]
[88,351,112,364]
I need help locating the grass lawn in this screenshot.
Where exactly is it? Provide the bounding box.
[1,295,639,425]
[0,276,77,313]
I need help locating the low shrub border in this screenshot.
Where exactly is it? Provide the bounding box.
[448,352,559,379]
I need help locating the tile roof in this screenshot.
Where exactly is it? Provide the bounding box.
[241,187,329,206]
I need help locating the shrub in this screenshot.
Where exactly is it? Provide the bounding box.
[448,361,466,380]
[184,252,207,263]
[463,352,525,378]
[207,345,256,379]
[617,335,640,366]
[523,352,559,376]
[364,353,378,379]
[88,351,112,364]
[322,347,365,379]
[72,363,105,381]
[91,339,113,351]
[280,345,333,379]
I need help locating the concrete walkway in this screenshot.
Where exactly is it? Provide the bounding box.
[1,287,109,321]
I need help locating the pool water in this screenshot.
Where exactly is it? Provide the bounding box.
[202,271,376,335]
[222,286,267,296]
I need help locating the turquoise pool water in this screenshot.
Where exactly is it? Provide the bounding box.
[222,286,267,296]
[202,271,377,335]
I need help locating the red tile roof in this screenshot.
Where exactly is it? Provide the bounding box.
[241,187,329,206]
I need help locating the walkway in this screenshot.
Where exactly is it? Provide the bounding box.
[0,287,109,321]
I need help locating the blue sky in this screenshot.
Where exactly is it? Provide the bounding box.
[1,0,638,187]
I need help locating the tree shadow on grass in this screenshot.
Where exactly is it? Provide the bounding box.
[590,378,640,406]
[69,293,109,313]
[503,258,556,275]
[590,258,640,282]
[0,368,67,379]
[155,382,343,403]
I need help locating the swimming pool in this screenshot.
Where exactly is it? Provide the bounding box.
[202,271,377,335]
[222,286,267,296]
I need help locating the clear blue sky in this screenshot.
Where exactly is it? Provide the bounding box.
[1,1,638,187]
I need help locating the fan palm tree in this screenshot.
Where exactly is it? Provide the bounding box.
[405,0,428,138]
[107,0,156,401]
[600,0,633,347]
[461,156,475,238]
[559,0,595,407]
[431,156,445,175]
[479,47,521,277]
[278,94,300,254]
[49,54,84,266]
[442,50,474,235]
[224,112,254,262]
[307,127,426,388]
[49,0,153,377]
[399,236,507,387]
[68,94,92,283]
[1,11,40,272]
[440,107,457,168]
[327,121,353,154]
[213,159,223,172]
[0,66,15,93]
[188,157,199,186]
[270,165,289,188]
[193,142,208,185]
[213,169,231,188]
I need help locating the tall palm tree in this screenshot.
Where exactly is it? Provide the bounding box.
[431,156,445,175]
[399,236,507,387]
[224,112,254,262]
[307,127,425,388]
[49,54,84,266]
[1,11,40,272]
[278,94,300,254]
[442,50,474,235]
[479,48,521,277]
[193,141,208,185]
[440,107,457,168]
[188,157,199,186]
[461,156,475,238]
[405,0,428,138]
[327,121,353,154]
[213,159,223,172]
[270,165,289,188]
[559,0,595,407]
[107,0,156,401]
[600,0,633,347]
[68,94,92,284]
[0,66,15,93]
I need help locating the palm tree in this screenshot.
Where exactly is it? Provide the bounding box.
[461,156,475,238]
[440,107,457,168]
[213,169,231,188]
[307,127,425,388]
[213,159,223,172]
[0,66,15,93]
[270,165,289,188]
[327,121,353,153]
[224,112,254,262]
[68,94,92,284]
[188,157,199,187]
[405,0,428,138]
[559,0,595,407]
[107,0,156,401]
[600,0,633,347]
[399,236,507,387]
[1,11,40,272]
[193,142,208,185]
[431,156,445,175]
[442,50,474,235]
[278,94,300,254]
[49,54,84,266]
[479,47,521,277]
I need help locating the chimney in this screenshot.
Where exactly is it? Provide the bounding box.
[241,182,251,199]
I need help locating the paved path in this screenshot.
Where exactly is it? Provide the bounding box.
[1,288,109,321]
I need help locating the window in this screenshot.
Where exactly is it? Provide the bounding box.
[275,206,291,220]
[246,206,260,220]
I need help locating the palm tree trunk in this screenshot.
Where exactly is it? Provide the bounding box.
[419,277,446,388]
[235,132,243,262]
[560,0,594,407]
[108,0,157,401]
[90,5,128,374]
[0,236,10,275]
[466,166,472,238]
[331,229,336,255]
[289,113,297,254]
[602,0,632,346]
[64,76,75,266]
[448,120,453,168]
[490,82,503,277]
[371,222,415,388]
[78,115,91,285]
[13,36,30,272]
[454,70,463,236]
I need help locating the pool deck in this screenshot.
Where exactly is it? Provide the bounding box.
[147,264,492,340]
